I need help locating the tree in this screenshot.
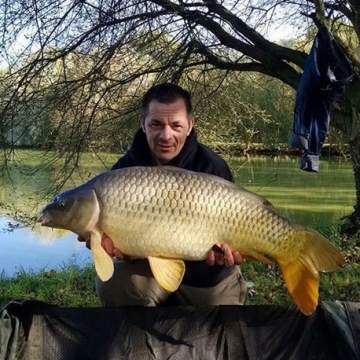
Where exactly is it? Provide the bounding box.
[0,0,359,234]
[194,74,286,151]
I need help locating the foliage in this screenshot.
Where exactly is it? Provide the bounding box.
[194,73,294,150]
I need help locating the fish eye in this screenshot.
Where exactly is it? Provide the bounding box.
[53,196,65,207]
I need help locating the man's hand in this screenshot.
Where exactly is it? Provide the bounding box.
[77,234,125,260]
[101,234,125,260]
[206,244,243,266]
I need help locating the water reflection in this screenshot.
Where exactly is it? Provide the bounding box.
[0,216,91,278]
[0,154,355,277]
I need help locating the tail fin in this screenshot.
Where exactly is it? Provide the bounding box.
[279,227,344,315]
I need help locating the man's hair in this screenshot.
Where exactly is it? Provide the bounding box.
[140,83,193,120]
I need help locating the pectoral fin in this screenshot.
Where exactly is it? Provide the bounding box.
[148,256,185,292]
[90,229,114,282]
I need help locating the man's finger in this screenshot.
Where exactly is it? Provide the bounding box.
[221,244,233,266]
[102,235,114,256]
[113,248,125,260]
[211,244,224,255]
[215,251,225,265]
[206,250,216,266]
[233,251,243,265]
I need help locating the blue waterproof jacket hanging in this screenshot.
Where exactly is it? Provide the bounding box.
[288,26,353,172]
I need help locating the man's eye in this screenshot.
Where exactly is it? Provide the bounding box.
[150,123,162,128]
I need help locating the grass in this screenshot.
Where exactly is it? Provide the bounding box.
[0,264,100,308]
[0,227,359,309]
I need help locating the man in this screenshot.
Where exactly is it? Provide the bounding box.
[91,83,247,307]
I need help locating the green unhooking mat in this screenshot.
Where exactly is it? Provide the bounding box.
[0,300,359,360]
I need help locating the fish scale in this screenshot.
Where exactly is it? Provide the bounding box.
[38,165,345,315]
[95,167,302,260]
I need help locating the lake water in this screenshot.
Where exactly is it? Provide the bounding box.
[0,153,355,277]
[0,216,91,277]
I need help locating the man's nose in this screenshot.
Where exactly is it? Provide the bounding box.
[159,125,172,140]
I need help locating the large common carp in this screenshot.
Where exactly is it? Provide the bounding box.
[38,166,344,315]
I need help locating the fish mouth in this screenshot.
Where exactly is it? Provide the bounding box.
[37,212,54,227]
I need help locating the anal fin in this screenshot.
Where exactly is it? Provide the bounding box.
[148,256,185,292]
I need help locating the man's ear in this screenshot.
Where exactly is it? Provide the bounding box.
[140,117,146,132]
[187,117,195,136]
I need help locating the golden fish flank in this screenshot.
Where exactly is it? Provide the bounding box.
[38,166,345,315]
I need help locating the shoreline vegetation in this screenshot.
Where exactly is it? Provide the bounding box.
[0,226,358,309]
[211,142,350,157]
[1,142,351,157]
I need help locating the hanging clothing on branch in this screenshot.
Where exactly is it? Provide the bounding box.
[288,26,353,172]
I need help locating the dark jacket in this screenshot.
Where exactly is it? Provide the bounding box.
[112,128,234,287]
[288,26,353,172]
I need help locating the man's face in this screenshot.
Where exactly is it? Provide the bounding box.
[142,98,194,165]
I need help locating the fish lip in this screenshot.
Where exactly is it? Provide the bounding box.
[37,212,52,227]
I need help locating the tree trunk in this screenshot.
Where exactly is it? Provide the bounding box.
[340,79,360,242]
